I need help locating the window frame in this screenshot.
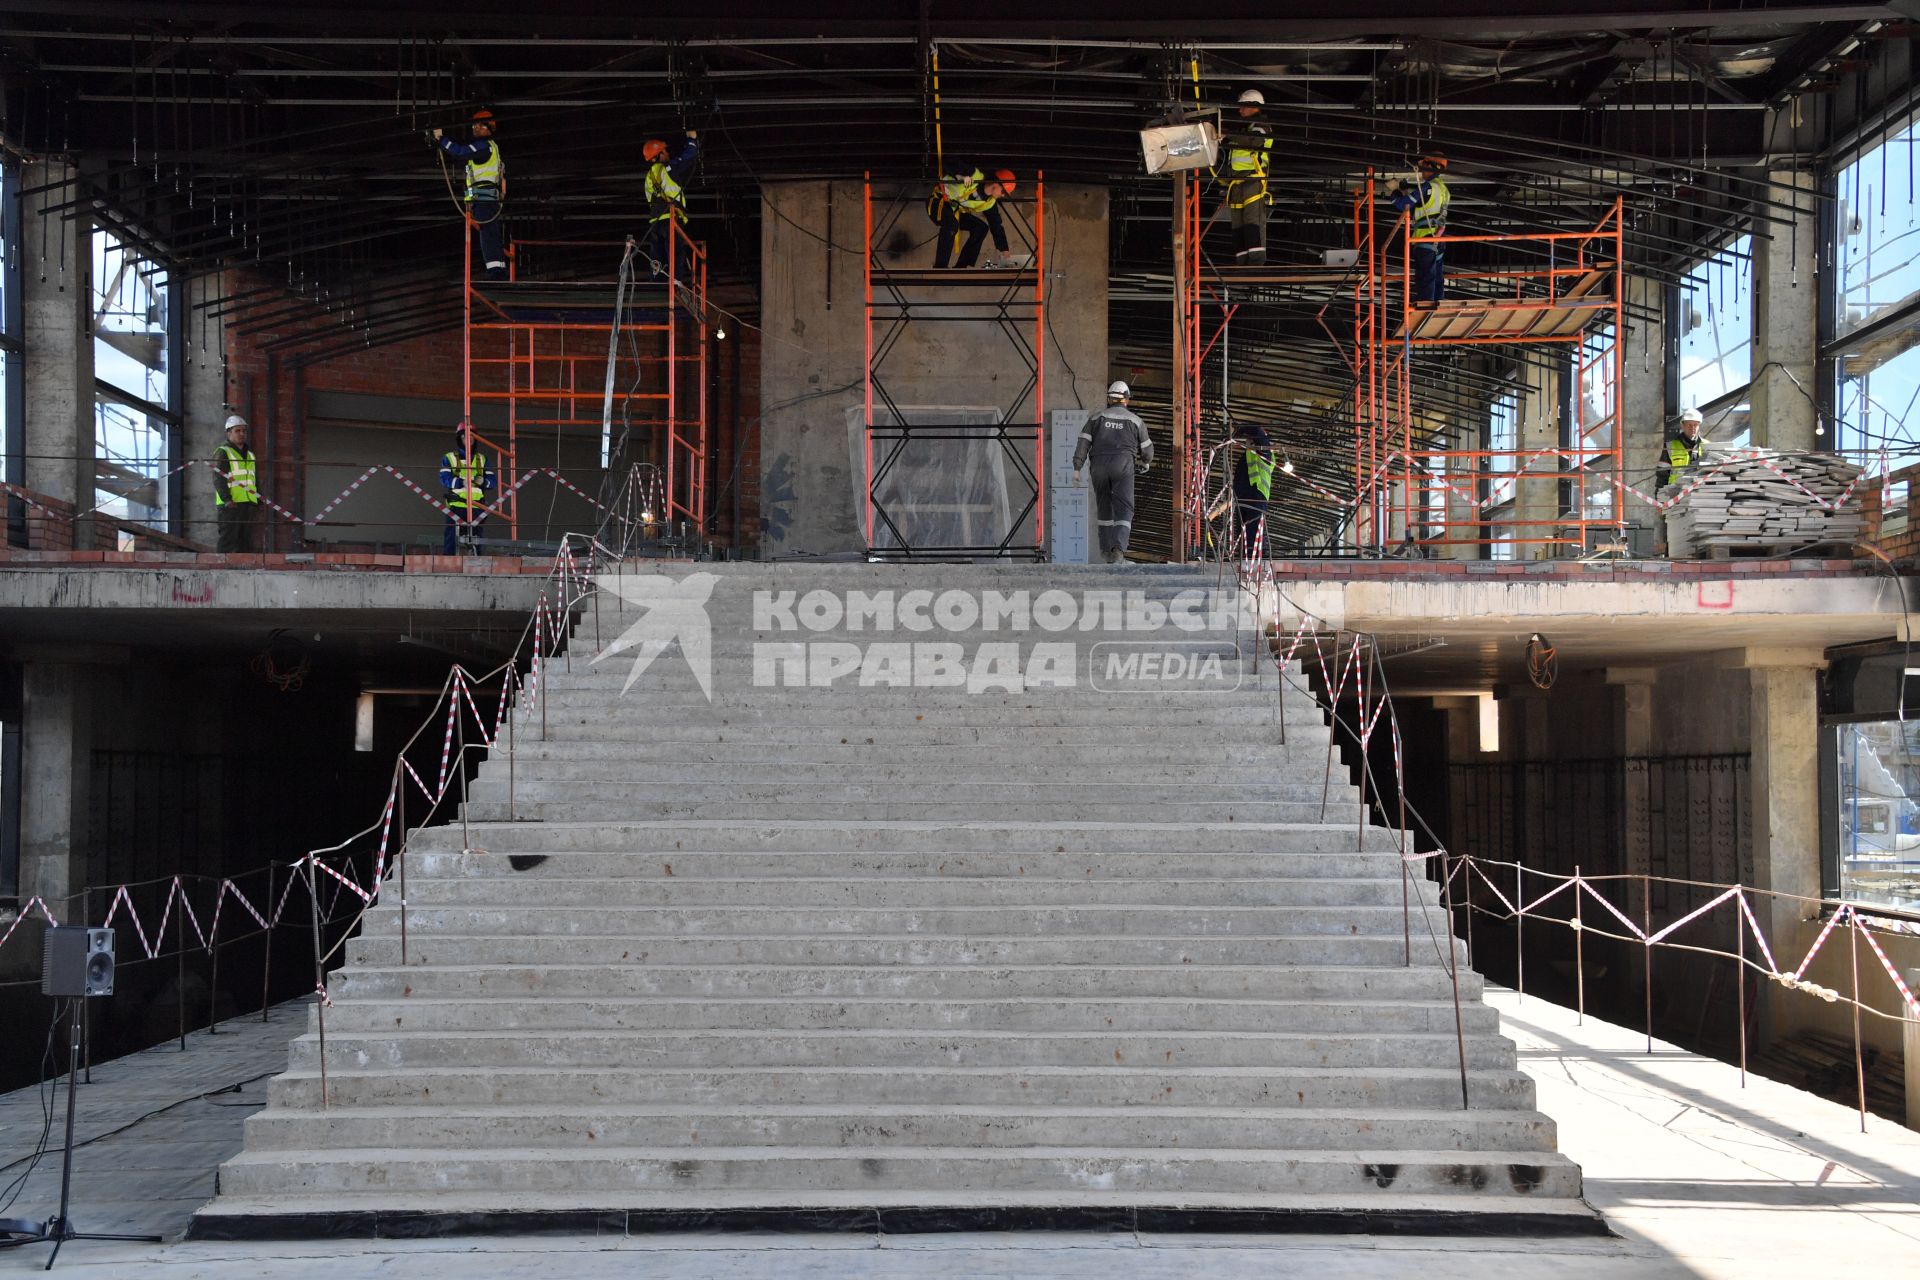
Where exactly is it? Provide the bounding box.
[1667,231,1755,420]
[88,213,182,537]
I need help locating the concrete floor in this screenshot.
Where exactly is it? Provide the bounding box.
[0,989,1917,1277]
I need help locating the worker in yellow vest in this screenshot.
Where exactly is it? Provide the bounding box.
[642,131,701,280]
[213,413,262,553]
[439,425,497,555]
[431,108,507,280]
[1216,89,1274,265]
[1385,152,1451,303]
[930,167,1017,268]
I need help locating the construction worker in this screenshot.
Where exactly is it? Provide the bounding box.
[439,425,497,555]
[643,131,700,279]
[1657,407,1708,490]
[1384,153,1450,303]
[931,167,1017,269]
[431,109,507,281]
[212,413,262,553]
[1216,89,1273,265]
[1230,420,1276,557]
[1073,381,1155,563]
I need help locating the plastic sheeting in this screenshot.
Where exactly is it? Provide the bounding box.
[850,405,1037,554]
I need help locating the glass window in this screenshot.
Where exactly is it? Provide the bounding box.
[1573,323,1617,453]
[1835,719,1920,912]
[1838,339,1920,470]
[1482,389,1519,509]
[1836,111,1920,341]
[91,227,173,528]
[1676,235,1753,408]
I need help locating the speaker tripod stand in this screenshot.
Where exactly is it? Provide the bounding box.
[21,1001,161,1268]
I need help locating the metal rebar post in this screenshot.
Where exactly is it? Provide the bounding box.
[398,779,410,968]
[459,714,471,853]
[305,854,329,1109]
[262,864,275,1023]
[1512,859,1528,997]
[208,907,220,1036]
[1849,909,1868,1133]
[82,887,93,1083]
[1642,876,1654,1053]
[1401,858,1412,967]
[508,670,518,821]
[177,885,187,1051]
[1436,849,1471,1111]
[1735,893,1747,1086]
[1574,865,1586,1025]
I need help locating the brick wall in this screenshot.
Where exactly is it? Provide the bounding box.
[1858,463,1919,561]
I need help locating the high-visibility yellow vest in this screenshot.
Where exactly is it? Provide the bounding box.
[646,161,687,224]
[214,444,259,506]
[1663,435,1703,486]
[443,450,489,509]
[1221,129,1273,208]
[1244,448,1274,500]
[464,141,504,201]
[1410,176,1449,239]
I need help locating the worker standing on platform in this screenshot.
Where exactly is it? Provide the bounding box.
[440,425,496,555]
[1230,419,1276,558]
[1657,407,1708,490]
[1073,381,1155,564]
[1384,153,1450,303]
[643,131,700,280]
[431,109,507,281]
[212,413,262,554]
[930,167,1017,269]
[1216,90,1273,266]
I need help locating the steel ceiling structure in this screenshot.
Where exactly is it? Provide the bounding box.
[0,1,1911,550]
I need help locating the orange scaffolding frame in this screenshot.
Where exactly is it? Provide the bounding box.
[461,215,711,540]
[1173,177,1626,558]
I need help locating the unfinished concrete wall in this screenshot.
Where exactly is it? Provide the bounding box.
[759,180,1109,558]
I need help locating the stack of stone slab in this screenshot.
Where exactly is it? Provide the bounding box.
[193,563,1589,1238]
[1664,450,1866,557]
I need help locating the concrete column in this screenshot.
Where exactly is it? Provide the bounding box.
[1608,668,1657,878]
[21,160,96,549]
[181,272,228,547]
[1744,649,1825,1047]
[17,662,91,913]
[1513,362,1561,559]
[1620,274,1666,551]
[1750,167,1819,453]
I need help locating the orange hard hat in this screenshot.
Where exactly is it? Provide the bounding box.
[1418,151,1448,172]
[644,139,668,163]
[992,168,1016,195]
[471,108,495,127]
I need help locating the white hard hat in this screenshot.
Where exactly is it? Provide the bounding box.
[1238,89,1265,106]
[224,413,250,430]
[1680,407,1703,424]
[1107,380,1131,400]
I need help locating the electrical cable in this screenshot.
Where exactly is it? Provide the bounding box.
[0,999,66,1227]
[1525,632,1558,690]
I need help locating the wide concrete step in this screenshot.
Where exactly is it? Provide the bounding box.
[328,962,1480,1003]
[241,1105,1551,1155]
[461,799,1368,823]
[501,722,1328,746]
[465,779,1352,805]
[314,995,1496,1036]
[499,741,1333,768]
[399,876,1426,908]
[348,934,1455,968]
[483,761,1327,786]
[213,1146,1579,1200]
[407,848,1412,877]
[284,1029,1516,1071]
[370,904,1415,939]
[530,703,1310,726]
[267,1063,1535,1112]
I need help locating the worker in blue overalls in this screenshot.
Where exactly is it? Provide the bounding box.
[432,109,507,281]
[1385,152,1451,303]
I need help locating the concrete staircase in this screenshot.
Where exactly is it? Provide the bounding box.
[193,563,1589,1236]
